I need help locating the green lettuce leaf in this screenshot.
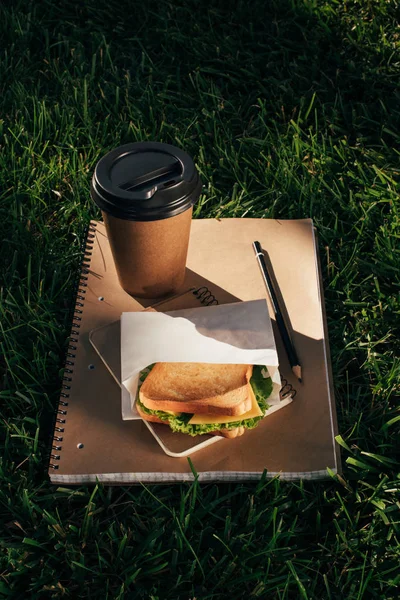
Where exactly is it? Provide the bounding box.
[137,364,273,437]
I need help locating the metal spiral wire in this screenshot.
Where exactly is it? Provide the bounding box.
[49,223,97,470]
[192,286,219,306]
[280,378,297,400]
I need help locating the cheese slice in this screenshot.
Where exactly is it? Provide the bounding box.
[188,384,263,425]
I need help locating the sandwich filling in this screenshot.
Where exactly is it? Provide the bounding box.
[137,365,273,436]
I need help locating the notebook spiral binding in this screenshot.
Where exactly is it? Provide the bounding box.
[49,222,97,470]
[280,379,297,400]
[192,286,219,306]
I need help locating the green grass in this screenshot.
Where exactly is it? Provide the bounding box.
[1,0,400,597]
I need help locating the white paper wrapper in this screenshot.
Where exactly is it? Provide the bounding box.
[121,299,281,420]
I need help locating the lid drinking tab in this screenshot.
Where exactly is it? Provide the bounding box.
[91,142,201,221]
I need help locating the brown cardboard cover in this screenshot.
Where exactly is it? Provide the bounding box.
[49,219,341,483]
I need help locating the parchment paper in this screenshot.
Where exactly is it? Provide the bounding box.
[121,299,281,420]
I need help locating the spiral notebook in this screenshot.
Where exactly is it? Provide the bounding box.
[48,218,341,484]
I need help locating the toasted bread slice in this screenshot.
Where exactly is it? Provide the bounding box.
[136,402,166,424]
[139,362,253,416]
[136,402,245,438]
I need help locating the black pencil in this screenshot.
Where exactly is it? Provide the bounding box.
[252,241,302,383]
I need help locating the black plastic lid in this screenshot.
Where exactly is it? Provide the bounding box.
[91,142,202,221]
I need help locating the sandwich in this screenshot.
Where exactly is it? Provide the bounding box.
[136,362,273,438]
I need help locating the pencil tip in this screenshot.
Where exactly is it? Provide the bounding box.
[298,378,302,383]
[292,365,302,382]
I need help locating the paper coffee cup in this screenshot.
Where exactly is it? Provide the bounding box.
[91,142,202,298]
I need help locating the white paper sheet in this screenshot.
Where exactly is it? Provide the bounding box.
[120,299,281,420]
